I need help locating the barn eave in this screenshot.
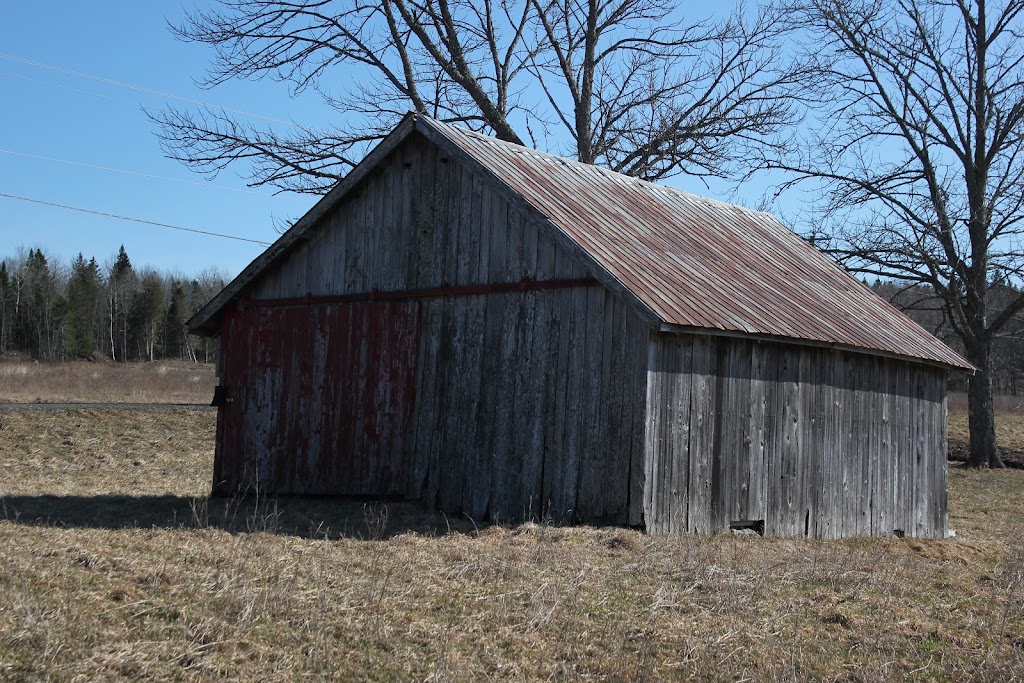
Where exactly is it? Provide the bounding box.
[657,322,975,373]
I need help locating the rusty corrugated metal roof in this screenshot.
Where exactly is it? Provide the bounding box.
[190,112,970,370]
[417,116,971,370]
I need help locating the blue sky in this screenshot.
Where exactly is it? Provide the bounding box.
[0,1,326,278]
[0,1,774,281]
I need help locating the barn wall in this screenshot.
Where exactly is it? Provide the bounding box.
[250,134,590,299]
[214,299,420,496]
[411,285,649,525]
[214,131,651,524]
[644,334,948,539]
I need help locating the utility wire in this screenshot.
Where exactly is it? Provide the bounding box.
[0,52,293,126]
[0,71,140,106]
[0,192,271,246]
[0,148,301,199]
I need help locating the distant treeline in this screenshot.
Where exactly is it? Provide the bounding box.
[872,278,1024,396]
[0,246,225,363]
[3,243,1023,391]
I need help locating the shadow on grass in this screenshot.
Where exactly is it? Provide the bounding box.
[0,494,481,540]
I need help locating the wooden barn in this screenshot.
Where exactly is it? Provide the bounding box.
[189,113,971,539]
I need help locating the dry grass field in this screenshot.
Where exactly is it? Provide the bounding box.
[948,392,1024,466]
[1,403,1023,682]
[0,360,215,404]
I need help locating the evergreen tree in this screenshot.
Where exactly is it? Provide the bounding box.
[163,282,193,360]
[20,249,64,361]
[1,244,229,365]
[108,245,135,361]
[131,271,164,361]
[16,248,42,358]
[65,254,102,359]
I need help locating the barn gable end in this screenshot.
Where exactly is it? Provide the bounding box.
[249,134,592,299]
[209,131,651,524]
[192,113,967,538]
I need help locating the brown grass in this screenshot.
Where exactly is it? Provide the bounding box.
[947,391,1024,464]
[1,408,1023,681]
[0,361,216,404]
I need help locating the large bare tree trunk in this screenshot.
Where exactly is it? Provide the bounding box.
[967,341,1003,468]
[765,0,1024,471]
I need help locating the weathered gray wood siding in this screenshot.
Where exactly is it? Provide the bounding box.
[251,134,586,299]
[218,132,650,524]
[411,286,649,523]
[645,334,948,539]
[216,129,950,537]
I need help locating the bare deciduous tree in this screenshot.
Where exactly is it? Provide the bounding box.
[767,0,1024,467]
[153,0,804,192]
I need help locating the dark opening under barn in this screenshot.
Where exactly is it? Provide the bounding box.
[189,113,972,539]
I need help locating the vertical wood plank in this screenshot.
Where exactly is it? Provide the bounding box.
[417,140,442,289]
[408,138,436,289]
[474,175,490,285]
[935,374,949,537]
[813,351,836,539]
[543,287,573,522]
[774,347,801,536]
[666,335,693,533]
[643,339,661,532]
[709,343,729,531]
[893,361,911,537]
[687,335,715,534]
[912,366,930,537]
[559,286,590,521]
[747,342,769,527]
[760,345,782,536]
[866,357,883,536]
[855,355,872,536]
[325,187,346,295]
[574,286,610,520]
[627,319,650,527]
[710,340,748,531]
[577,291,625,521]
[726,340,754,524]
[798,348,819,537]
[603,293,627,522]
[519,207,539,281]
[877,358,894,537]
[490,288,522,521]
[466,289,500,521]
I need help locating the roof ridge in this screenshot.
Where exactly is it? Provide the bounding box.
[427,116,774,220]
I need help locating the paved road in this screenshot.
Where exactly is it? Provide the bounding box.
[0,402,213,411]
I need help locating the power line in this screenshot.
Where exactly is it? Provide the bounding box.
[0,71,139,107]
[0,52,293,126]
[0,148,300,199]
[0,192,272,247]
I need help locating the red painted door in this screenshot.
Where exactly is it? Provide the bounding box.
[216,300,420,496]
